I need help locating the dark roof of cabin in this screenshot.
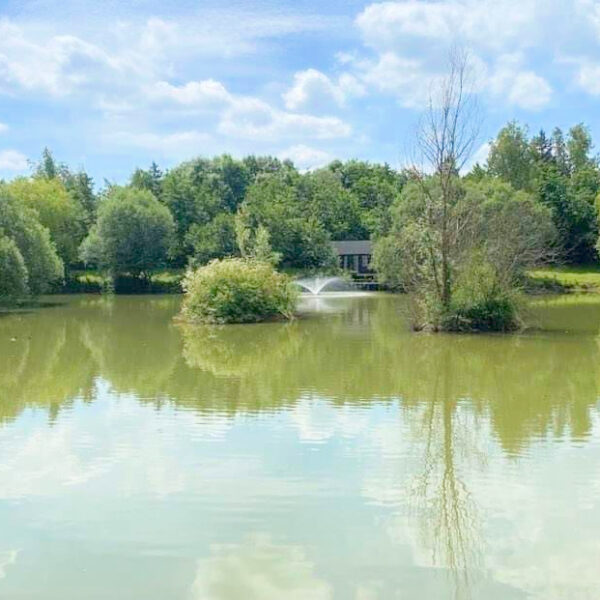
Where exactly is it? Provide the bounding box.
[331,240,372,255]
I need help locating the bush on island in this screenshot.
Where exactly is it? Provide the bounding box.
[180,258,298,324]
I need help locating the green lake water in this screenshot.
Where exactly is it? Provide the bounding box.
[0,292,599,599]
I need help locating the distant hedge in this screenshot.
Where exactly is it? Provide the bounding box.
[179,258,298,324]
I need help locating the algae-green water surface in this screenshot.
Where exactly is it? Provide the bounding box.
[0,293,598,599]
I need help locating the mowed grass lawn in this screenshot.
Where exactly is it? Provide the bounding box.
[528,264,600,292]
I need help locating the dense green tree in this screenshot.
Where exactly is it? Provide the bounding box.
[567,124,595,172]
[237,174,335,270]
[31,147,96,230]
[0,191,64,294]
[186,213,238,265]
[0,234,29,300]
[211,155,250,212]
[160,161,230,261]
[329,160,405,236]
[536,162,597,262]
[79,187,175,280]
[130,162,163,198]
[487,121,600,263]
[487,122,536,191]
[2,177,87,268]
[530,129,553,164]
[242,155,295,180]
[551,128,570,176]
[35,147,60,180]
[298,169,364,240]
[63,170,96,225]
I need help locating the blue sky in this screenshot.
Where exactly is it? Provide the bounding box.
[1,0,600,183]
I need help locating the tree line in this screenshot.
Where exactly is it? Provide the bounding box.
[1,117,600,304]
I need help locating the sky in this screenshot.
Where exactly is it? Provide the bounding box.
[1,0,600,183]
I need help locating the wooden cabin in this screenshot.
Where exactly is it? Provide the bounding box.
[332,240,373,276]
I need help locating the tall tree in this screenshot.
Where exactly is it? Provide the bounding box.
[0,191,64,294]
[0,234,29,300]
[3,177,87,268]
[487,122,536,191]
[79,187,175,281]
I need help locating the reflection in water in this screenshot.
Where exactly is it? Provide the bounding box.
[0,294,599,599]
[1,294,597,451]
[0,551,18,581]
[408,373,484,600]
[192,534,331,600]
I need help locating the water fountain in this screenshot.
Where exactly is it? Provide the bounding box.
[294,276,346,295]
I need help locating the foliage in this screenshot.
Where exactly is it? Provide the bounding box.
[2,177,87,267]
[375,175,556,330]
[0,191,64,294]
[485,122,600,262]
[0,234,29,301]
[180,258,298,324]
[442,255,520,332]
[79,187,175,280]
[252,226,281,266]
[487,122,536,191]
[236,222,281,266]
[237,174,337,270]
[130,162,163,198]
[328,159,406,236]
[298,169,364,240]
[187,212,238,265]
[4,124,600,301]
[32,147,97,227]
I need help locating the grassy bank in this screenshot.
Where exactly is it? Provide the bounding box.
[61,269,184,294]
[528,264,600,293]
[54,265,600,296]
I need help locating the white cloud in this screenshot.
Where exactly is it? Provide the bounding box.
[356,52,436,108]
[356,1,539,53]
[352,2,566,111]
[489,54,552,110]
[0,123,8,134]
[0,11,338,100]
[283,69,346,112]
[279,144,335,170]
[219,96,351,141]
[576,62,600,95]
[0,150,28,171]
[507,71,552,110]
[283,69,366,112]
[150,79,232,107]
[338,73,367,98]
[0,20,123,97]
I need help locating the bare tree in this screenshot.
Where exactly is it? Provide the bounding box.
[374,48,557,331]
[411,48,481,311]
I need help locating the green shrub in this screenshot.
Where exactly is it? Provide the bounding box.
[180,258,298,324]
[442,296,519,332]
[442,256,520,332]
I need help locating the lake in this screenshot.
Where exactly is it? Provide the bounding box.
[0,293,599,599]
